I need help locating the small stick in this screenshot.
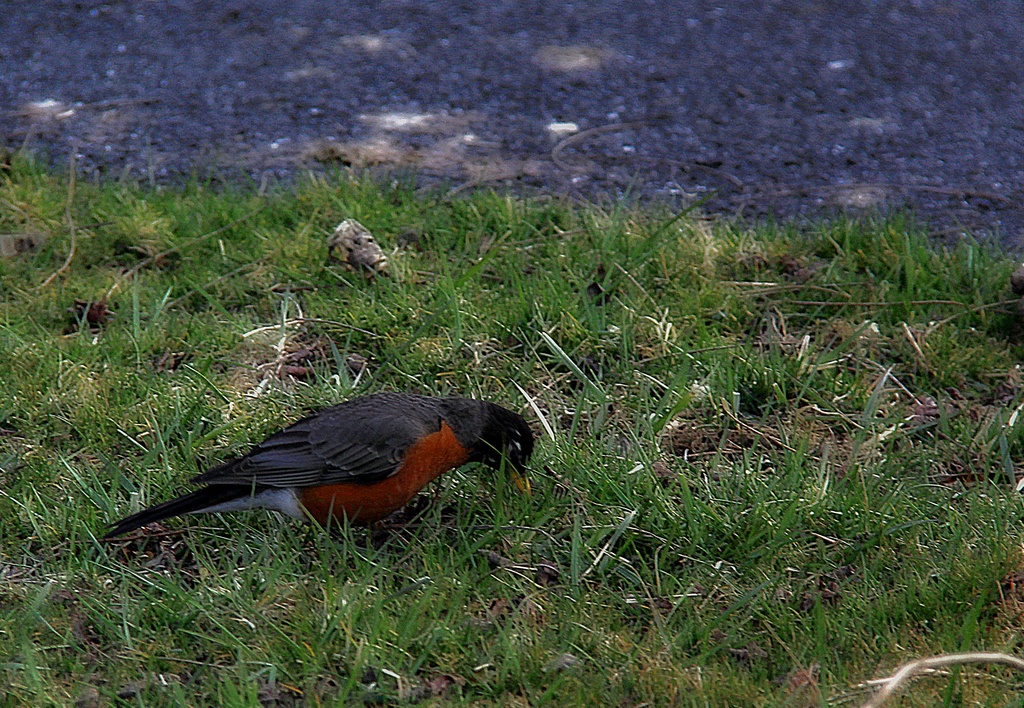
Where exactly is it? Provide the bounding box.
[860,652,1024,708]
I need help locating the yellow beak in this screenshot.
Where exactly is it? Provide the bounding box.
[510,469,532,495]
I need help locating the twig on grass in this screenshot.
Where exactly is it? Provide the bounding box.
[38,152,77,288]
[859,652,1024,708]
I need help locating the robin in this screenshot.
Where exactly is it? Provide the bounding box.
[105,393,534,537]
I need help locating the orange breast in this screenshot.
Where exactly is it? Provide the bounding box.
[297,421,471,525]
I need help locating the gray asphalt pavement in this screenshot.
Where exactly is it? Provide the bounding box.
[3,1,1023,245]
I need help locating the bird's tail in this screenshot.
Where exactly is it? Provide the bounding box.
[104,486,247,538]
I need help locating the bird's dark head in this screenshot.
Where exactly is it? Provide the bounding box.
[473,402,535,483]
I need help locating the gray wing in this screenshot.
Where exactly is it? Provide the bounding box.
[192,399,441,488]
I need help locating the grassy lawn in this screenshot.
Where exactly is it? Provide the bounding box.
[3,157,1024,706]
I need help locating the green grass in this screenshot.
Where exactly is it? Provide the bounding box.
[3,156,1024,706]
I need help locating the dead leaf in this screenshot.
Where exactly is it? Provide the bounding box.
[828,564,856,582]
[68,298,112,328]
[535,561,560,586]
[800,565,855,610]
[280,348,316,379]
[327,219,389,275]
[107,523,198,579]
[470,595,543,628]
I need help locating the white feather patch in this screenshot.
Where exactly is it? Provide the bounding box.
[196,488,304,519]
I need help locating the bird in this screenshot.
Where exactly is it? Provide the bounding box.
[105,393,534,538]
